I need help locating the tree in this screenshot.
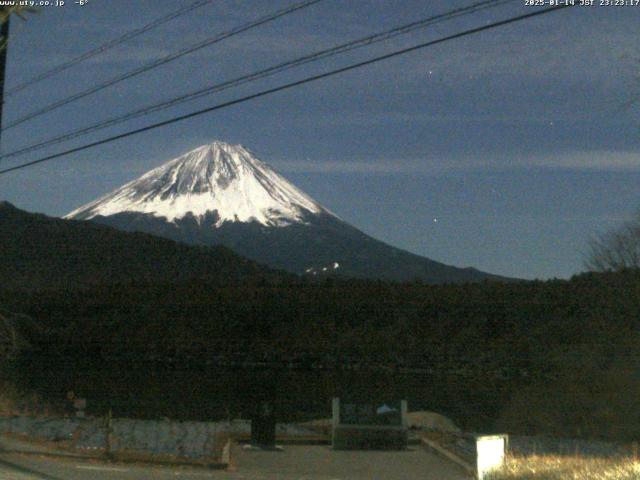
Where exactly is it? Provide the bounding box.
[0,6,35,48]
[585,210,640,272]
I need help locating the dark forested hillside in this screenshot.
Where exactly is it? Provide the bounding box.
[3,203,640,440]
[0,201,291,290]
[90,210,511,283]
[2,269,640,439]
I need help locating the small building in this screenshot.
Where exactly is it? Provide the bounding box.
[331,397,408,450]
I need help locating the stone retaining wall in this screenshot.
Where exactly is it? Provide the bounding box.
[0,416,317,459]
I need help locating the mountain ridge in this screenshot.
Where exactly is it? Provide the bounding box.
[66,141,510,284]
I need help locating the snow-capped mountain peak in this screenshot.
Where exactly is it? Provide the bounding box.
[65,141,329,227]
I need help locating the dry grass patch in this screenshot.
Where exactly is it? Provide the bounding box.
[487,454,640,480]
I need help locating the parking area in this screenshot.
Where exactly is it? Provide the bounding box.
[1,433,471,479]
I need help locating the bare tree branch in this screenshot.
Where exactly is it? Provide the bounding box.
[585,211,640,272]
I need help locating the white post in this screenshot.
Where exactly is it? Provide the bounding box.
[476,435,506,480]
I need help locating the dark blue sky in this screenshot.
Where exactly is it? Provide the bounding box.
[1,0,638,279]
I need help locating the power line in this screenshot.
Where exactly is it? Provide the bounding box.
[0,5,574,177]
[0,0,516,162]
[1,0,324,131]
[4,0,215,98]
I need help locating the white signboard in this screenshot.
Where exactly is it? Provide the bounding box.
[476,435,506,480]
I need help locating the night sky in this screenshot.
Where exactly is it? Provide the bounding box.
[0,0,638,279]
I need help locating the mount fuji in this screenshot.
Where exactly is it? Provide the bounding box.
[66,141,504,283]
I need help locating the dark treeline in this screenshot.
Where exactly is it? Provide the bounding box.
[2,270,640,440]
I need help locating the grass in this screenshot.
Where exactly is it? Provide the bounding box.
[486,454,640,480]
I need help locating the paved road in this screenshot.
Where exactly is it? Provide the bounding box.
[230,444,470,480]
[0,453,228,480]
[0,436,470,480]
[0,435,223,480]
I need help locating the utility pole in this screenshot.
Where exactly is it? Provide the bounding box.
[0,8,10,144]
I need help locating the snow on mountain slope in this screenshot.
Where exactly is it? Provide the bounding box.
[65,141,330,227]
[63,140,510,283]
